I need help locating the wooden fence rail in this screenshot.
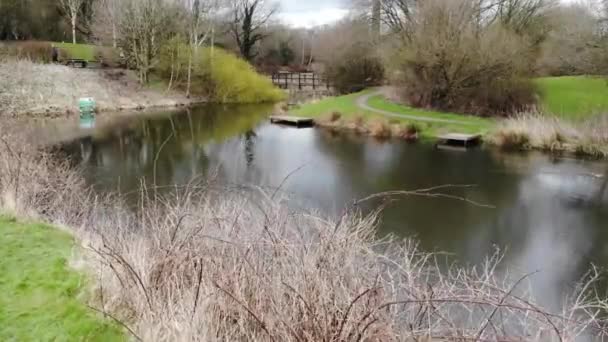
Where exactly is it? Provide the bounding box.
[271,72,331,90]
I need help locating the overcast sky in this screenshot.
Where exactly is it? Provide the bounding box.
[277,0,581,28]
[278,0,349,28]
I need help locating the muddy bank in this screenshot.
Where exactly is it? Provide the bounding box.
[0,60,205,117]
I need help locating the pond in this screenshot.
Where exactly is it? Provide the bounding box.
[52,103,608,310]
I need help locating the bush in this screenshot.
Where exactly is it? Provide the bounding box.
[368,118,391,139]
[0,41,53,63]
[94,46,122,68]
[325,42,384,94]
[158,44,285,103]
[397,0,538,116]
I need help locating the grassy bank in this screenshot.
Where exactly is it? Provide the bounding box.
[291,78,608,157]
[535,76,608,120]
[489,76,608,156]
[0,215,123,340]
[291,90,494,139]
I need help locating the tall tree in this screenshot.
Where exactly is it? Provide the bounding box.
[92,0,120,47]
[229,0,277,61]
[116,0,178,83]
[58,0,86,43]
[182,0,216,96]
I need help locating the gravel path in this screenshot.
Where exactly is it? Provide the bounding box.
[355,89,476,126]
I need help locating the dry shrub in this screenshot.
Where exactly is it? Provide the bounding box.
[0,41,54,63]
[325,42,385,94]
[490,114,608,156]
[350,115,367,133]
[368,119,392,139]
[316,112,343,128]
[95,46,122,68]
[329,111,342,122]
[0,125,90,225]
[71,182,608,342]
[83,186,608,341]
[392,122,420,141]
[398,0,537,116]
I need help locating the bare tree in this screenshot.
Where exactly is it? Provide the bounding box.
[58,0,86,44]
[116,0,179,83]
[229,0,277,61]
[93,0,120,47]
[181,0,217,96]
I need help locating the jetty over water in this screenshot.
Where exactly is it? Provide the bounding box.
[437,133,482,147]
[269,115,314,128]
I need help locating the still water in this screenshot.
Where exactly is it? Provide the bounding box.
[55,104,608,308]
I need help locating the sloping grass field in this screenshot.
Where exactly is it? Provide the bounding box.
[292,76,607,139]
[534,76,608,120]
[0,216,123,340]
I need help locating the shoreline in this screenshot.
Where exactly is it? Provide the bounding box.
[308,120,608,160]
[0,60,207,119]
[8,98,209,119]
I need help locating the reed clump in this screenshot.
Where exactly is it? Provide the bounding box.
[490,114,608,157]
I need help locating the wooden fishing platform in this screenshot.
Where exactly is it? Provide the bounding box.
[269,115,314,128]
[437,133,482,147]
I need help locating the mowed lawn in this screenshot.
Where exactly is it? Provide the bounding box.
[54,42,97,61]
[291,76,607,137]
[535,76,608,120]
[0,216,124,341]
[292,90,494,137]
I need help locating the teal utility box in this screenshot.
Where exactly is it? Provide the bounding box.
[79,97,96,118]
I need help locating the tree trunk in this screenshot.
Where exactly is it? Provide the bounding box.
[371,0,381,39]
[72,17,77,44]
[186,48,193,98]
[112,23,117,48]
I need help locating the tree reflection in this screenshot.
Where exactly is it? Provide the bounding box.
[65,103,272,194]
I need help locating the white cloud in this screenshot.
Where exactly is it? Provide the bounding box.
[277,0,348,28]
[279,7,349,28]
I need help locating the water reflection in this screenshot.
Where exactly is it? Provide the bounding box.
[55,104,608,306]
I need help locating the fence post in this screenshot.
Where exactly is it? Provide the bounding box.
[312,73,316,90]
[298,73,302,90]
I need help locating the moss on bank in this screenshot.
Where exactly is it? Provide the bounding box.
[0,215,124,340]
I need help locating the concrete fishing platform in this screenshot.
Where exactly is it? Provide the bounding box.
[270,115,314,128]
[437,133,482,147]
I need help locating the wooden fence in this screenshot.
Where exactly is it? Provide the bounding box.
[271,72,331,91]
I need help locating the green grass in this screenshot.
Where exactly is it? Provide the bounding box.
[535,76,608,120]
[0,216,124,340]
[292,90,494,138]
[54,42,96,61]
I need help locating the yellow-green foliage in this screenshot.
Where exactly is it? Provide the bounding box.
[158,44,284,103]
